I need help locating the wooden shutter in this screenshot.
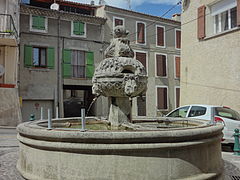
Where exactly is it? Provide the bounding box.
[86,52,94,78]
[237,0,240,26]
[198,5,206,39]
[38,16,45,30]
[63,49,72,77]
[73,21,80,35]
[157,26,164,46]
[156,54,166,77]
[32,15,38,29]
[176,88,180,108]
[24,45,33,67]
[79,22,85,35]
[115,19,123,26]
[176,30,181,49]
[47,47,55,69]
[137,23,145,44]
[157,87,168,110]
[175,56,180,78]
[136,52,147,72]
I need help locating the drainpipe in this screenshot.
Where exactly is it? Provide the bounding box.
[57,12,61,117]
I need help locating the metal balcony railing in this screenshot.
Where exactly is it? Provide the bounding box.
[0,14,18,39]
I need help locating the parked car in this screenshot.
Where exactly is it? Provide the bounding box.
[166,104,240,145]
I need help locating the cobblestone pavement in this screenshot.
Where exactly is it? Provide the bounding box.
[0,128,240,180]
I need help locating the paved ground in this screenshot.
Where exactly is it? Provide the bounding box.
[0,128,240,180]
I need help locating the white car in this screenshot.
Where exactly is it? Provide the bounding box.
[166,104,240,144]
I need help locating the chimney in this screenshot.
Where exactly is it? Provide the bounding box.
[90,0,95,5]
[172,14,181,22]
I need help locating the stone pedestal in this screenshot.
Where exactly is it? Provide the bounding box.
[109,97,131,126]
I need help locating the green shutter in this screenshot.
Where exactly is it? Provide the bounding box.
[86,65,94,78]
[63,49,72,78]
[63,64,72,77]
[79,22,84,35]
[63,49,71,64]
[73,21,80,35]
[24,45,33,67]
[86,52,94,65]
[86,52,94,78]
[32,15,38,29]
[38,16,45,30]
[47,47,55,69]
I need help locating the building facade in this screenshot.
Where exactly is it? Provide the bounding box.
[0,0,22,126]
[96,5,181,117]
[19,0,107,121]
[19,0,181,121]
[181,0,240,111]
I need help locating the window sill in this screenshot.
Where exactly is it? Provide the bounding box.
[71,34,86,39]
[28,67,50,72]
[136,42,146,46]
[204,27,240,41]
[30,29,47,34]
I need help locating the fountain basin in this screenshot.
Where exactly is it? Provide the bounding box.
[17,118,223,180]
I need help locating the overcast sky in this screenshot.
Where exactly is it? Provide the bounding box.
[68,0,181,18]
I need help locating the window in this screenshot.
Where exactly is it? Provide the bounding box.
[175,87,180,108]
[167,106,190,118]
[135,51,147,73]
[214,107,240,120]
[113,17,124,27]
[175,29,181,49]
[31,15,47,32]
[33,47,47,67]
[156,54,167,77]
[211,0,237,34]
[175,56,180,79]
[72,21,86,37]
[137,94,146,116]
[156,86,168,110]
[156,25,165,47]
[62,49,94,78]
[24,45,54,69]
[136,22,146,44]
[188,106,207,117]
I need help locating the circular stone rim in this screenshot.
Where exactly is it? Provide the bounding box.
[17,119,223,144]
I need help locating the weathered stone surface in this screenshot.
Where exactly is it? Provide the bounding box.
[17,120,224,180]
[92,26,147,99]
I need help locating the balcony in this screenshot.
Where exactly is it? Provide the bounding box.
[0,14,18,46]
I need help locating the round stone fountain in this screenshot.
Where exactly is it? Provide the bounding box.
[17,26,224,180]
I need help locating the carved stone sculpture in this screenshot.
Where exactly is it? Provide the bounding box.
[92,25,147,126]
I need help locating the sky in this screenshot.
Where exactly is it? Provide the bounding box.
[69,0,182,19]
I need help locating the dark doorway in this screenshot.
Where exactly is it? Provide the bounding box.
[63,85,95,117]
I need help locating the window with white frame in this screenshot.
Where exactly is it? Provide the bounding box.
[113,17,124,27]
[136,21,146,44]
[72,21,86,37]
[30,15,47,32]
[211,0,237,34]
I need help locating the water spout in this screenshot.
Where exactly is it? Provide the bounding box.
[86,96,99,116]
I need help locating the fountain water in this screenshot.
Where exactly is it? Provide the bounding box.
[17,26,224,180]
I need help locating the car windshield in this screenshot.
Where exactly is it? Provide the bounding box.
[167,106,190,118]
[214,107,240,121]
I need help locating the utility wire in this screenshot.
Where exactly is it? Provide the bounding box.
[128,0,182,38]
[130,11,213,43]
[130,8,238,44]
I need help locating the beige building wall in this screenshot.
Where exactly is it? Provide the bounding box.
[181,0,240,111]
[96,6,181,117]
[0,0,21,126]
